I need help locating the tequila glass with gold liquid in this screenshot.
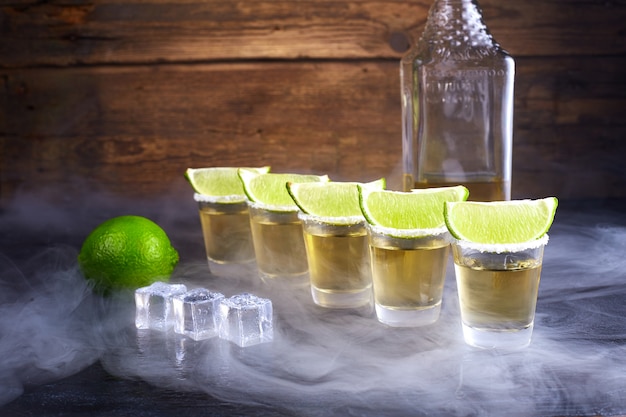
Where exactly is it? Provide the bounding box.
[452,236,548,349]
[248,203,309,283]
[195,194,255,265]
[299,214,372,309]
[368,225,451,327]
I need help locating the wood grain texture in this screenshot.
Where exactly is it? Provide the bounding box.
[1,0,624,67]
[2,55,625,200]
[1,62,404,197]
[1,0,625,203]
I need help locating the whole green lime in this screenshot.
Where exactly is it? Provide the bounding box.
[78,215,179,292]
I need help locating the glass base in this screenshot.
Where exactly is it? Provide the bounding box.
[375,303,441,327]
[462,323,533,350]
[208,255,256,265]
[311,286,372,309]
[259,270,310,287]
[207,257,255,275]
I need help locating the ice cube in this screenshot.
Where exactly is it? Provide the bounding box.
[219,293,273,347]
[172,288,225,341]
[135,282,188,331]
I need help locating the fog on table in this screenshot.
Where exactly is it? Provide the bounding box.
[444,197,559,244]
[238,169,329,210]
[287,178,386,218]
[78,215,179,293]
[185,166,270,201]
[358,185,469,230]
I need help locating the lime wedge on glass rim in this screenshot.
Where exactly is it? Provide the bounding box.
[185,166,270,202]
[358,185,469,231]
[444,197,558,245]
[238,169,329,210]
[287,178,386,219]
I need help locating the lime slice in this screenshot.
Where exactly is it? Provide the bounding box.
[444,197,558,244]
[359,185,469,230]
[287,179,386,218]
[185,166,270,201]
[239,169,329,210]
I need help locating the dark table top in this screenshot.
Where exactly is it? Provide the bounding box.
[1,194,625,417]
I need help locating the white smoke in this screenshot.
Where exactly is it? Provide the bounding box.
[1,192,625,416]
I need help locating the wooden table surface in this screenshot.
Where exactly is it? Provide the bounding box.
[1,195,625,417]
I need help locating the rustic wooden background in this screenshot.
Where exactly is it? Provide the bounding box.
[1,0,625,206]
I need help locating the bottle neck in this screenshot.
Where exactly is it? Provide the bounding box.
[419,0,498,59]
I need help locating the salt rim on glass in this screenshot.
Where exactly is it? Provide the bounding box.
[297,212,366,227]
[194,192,248,204]
[366,223,452,240]
[246,200,303,213]
[452,234,550,254]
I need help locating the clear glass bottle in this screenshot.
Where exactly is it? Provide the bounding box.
[401,0,514,201]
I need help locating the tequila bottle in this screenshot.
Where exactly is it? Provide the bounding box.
[401,0,514,201]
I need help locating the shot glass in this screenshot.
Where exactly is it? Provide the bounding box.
[195,194,256,265]
[299,213,372,308]
[367,225,452,327]
[451,236,548,349]
[248,203,309,282]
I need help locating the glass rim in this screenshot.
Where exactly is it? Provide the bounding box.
[297,212,365,226]
[194,193,247,204]
[366,223,450,239]
[247,200,299,213]
[453,234,549,253]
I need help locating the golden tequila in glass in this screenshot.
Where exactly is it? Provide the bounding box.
[368,226,451,326]
[452,238,547,349]
[248,204,309,282]
[406,176,510,202]
[300,214,372,308]
[195,196,255,264]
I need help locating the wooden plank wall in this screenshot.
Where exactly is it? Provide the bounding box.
[1,0,625,205]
